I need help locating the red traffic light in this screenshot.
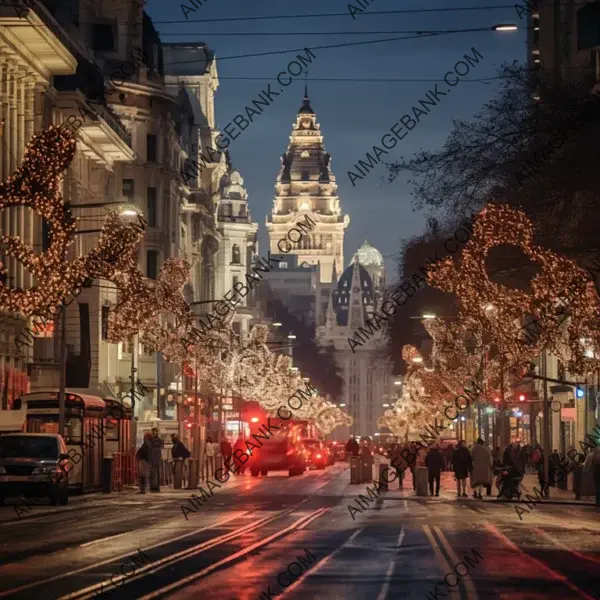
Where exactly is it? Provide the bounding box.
[519,394,525,402]
[494,397,500,403]
[250,417,259,423]
[185,421,193,429]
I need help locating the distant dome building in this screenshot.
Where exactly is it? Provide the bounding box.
[349,240,385,294]
[332,261,375,327]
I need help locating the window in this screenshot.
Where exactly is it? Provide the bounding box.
[301,171,309,181]
[147,187,157,227]
[92,24,116,52]
[146,250,159,279]
[122,179,134,200]
[231,244,241,264]
[147,134,157,162]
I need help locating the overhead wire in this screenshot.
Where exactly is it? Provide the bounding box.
[163,26,508,65]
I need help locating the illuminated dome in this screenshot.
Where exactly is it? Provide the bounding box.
[350,240,384,268]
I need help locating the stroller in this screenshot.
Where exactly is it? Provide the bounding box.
[494,464,523,500]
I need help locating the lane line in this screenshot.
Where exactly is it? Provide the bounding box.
[433,525,479,600]
[422,525,461,600]
[484,522,597,600]
[376,527,405,600]
[134,508,330,600]
[532,526,600,567]
[0,512,248,598]
[80,531,131,548]
[277,527,364,598]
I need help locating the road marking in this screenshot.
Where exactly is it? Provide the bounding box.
[80,531,131,547]
[422,525,461,600]
[433,526,479,600]
[278,527,364,598]
[0,512,248,598]
[484,522,597,600]
[376,527,405,600]
[532,526,600,567]
[134,508,330,600]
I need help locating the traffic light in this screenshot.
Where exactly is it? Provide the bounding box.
[518,394,526,402]
[493,397,500,403]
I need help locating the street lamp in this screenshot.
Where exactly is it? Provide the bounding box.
[412,356,423,363]
[422,313,436,319]
[287,334,296,340]
[493,24,518,31]
[394,380,402,386]
[383,403,390,407]
[273,322,282,327]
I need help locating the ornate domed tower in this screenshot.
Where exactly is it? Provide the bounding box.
[350,240,385,298]
[266,89,349,283]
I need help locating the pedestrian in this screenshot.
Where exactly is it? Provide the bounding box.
[503,443,514,468]
[531,445,541,472]
[345,436,359,457]
[204,436,216,480]
[425,445,444,496]
[148,428,164,492]
[136,433,151,494]
[171,434,190,486]
[453,440,473,499]
[220,437,233,465]
[494,445,503,464]
[389,441,405,489]
[470,438,492,500]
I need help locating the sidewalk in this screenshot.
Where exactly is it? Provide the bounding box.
[363,466,598,506]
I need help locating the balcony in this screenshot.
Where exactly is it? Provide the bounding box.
[0,0,79,75]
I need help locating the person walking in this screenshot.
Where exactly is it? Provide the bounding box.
[453,440,473,499]
[148,428,164,492]
[171,434,190,486]
[220,438,233,466]
[136,433,151,494]
[470,438,492,500]
[204,436,217,480]
[425,445,444,496]
[389,441,405,489]
[233,436,247,475]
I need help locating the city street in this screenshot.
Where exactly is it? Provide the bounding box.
[0,464,598,600]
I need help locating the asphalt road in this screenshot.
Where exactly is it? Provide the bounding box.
[0,465,598,600]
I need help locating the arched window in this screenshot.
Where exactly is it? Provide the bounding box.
[232,244,241,264]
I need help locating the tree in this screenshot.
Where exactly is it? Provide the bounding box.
[386,63,600,264]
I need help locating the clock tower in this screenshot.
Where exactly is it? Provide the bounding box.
[266,89,349,284]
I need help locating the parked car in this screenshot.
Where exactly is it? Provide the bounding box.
[0,433,70,506]
[300,439,328,470]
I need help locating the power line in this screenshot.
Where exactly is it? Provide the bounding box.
[164,26,504,65]
[152,4,584,25]
[158,29,521,37]
[206,75,502,84]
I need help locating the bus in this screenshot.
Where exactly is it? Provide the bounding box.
[12,391,106,492]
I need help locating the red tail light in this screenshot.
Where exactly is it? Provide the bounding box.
[316,453,322,459]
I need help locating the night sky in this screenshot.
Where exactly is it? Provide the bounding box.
[146,0,526,282]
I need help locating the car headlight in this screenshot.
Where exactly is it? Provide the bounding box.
[32,466,59,475]
[0,466,6,474]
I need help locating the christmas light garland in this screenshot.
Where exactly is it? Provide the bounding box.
[427,204,600,376]
[0,126,145,317]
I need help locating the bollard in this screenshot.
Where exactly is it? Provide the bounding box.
[101,457,113,494]
[378,463,389,491]
[173,459,183,489]
[350,456,360,484]
[187,458,199,489]
[415,466,428,496]
[360,455,373,484]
